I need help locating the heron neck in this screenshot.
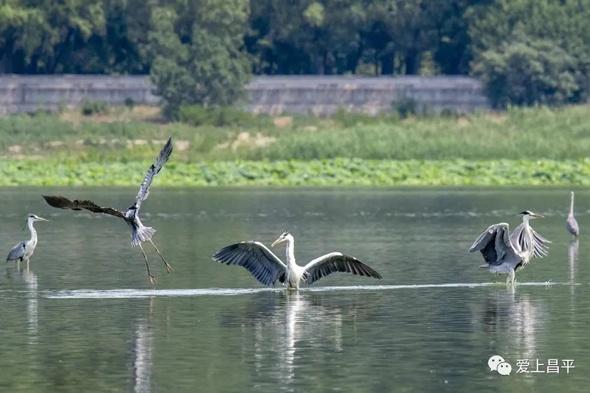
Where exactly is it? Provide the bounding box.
[570,194,575,216]
[285,238,296,268]
[27,219,37,242]
[522,215,531,227]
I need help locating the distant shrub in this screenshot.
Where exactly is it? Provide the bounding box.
[393,97,419,118]
[177,105,263,127]
[124,98,135,109]
[473,39,585,108]
[81,100,108,116]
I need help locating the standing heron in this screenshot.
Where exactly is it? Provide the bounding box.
[566,191,579,238]
[42,137,174,284]
[6,214,49,267]
[213,232,382,289]
[469,210,550,286]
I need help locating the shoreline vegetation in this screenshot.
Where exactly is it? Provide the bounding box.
[1,104,589,187]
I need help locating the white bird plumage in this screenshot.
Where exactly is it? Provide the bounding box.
[6,214,49,266]
[212,232,382,289]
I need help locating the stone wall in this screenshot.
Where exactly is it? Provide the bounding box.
[0,75,490,116]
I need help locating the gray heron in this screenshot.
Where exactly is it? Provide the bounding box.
[212,232,382,289]
[6,214,49,266]
[566,191,579,237]
[469,210,550,286]
[42,137,174,284]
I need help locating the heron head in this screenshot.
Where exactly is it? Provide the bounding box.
[520,210,544,219]
[271,232,291,247]
[28,214,49,222]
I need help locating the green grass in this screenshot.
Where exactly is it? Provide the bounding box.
[1,105,590,186]
[1,158,589,187]
[1,105,590,162]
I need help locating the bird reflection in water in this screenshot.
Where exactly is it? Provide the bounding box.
[568,239,579,286]
[480,288,545,360]
[220,291,364,391]
[5,263,39,345]
[132,297,155,393]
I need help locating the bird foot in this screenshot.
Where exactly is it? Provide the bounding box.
[164,262,174,273]
[148,274,157,286]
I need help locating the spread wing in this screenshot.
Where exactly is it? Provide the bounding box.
[6,242,26,262]
[135,137,173,211]
[212,241,287,287]
[510,223,550,259]
[469,223,518,265]
[302,252,382,285]
[42,195,124,219]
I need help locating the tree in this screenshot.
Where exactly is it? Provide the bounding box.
[148,0,251,115]
[469,0,590,106]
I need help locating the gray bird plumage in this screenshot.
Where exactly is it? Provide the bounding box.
[6,214,48,265]
[469,211,550,286]
[212,232,382,289]
[42,137,174,284]
[566,191,579,237]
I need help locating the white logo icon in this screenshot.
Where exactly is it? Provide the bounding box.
[488,355,512,376]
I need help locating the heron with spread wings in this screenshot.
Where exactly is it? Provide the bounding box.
[469,210,551,286]
[213,232,382,289]
[43,137,174,284]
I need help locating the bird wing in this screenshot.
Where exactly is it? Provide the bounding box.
[6,241,26,262]
[510,223,551,259]
[469,223,518,265]
[134,137,173,211]
[42,195,125,219]
[302,252,382,285]
[212,241,287,287]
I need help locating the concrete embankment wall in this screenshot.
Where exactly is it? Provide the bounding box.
[0,75,490,115]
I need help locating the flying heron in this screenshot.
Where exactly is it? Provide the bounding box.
[6,214,49,266]
[566,191,579,238]
[212,232,382,289]
[469,210,550,286]
[42,137,173,284]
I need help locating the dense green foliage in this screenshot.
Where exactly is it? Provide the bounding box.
[470,0,590,107]
[2,1,590,107]
[148,1,251,113]
[1,104,589,186]
[1,158,590,187]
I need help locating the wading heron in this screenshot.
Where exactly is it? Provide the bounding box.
[566,191,579,238]
[213,232,382,289]
[42,137,173,284]
[469,210,550,286]
[6,214,49,267]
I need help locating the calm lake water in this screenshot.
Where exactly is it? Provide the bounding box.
[1,187,589,392]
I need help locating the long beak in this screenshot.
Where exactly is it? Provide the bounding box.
[37,217,49,222]
[271,238,282,248]
[531,213,544,219]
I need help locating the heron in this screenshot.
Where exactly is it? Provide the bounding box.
[6,214,49,267]
[566,191,579,238]
[212,232,382,289]
[42,137,174,284]
[469,210,550,286]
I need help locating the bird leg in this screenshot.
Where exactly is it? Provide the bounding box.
[148,240,173,273]
[138,243,156,285]
[506,270,516,287]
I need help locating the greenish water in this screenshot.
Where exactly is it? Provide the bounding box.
[0,188,589,392]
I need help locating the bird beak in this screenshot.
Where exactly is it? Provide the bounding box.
[37,217,49,222]
[531,213,544,219]
[271,238,282,248]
